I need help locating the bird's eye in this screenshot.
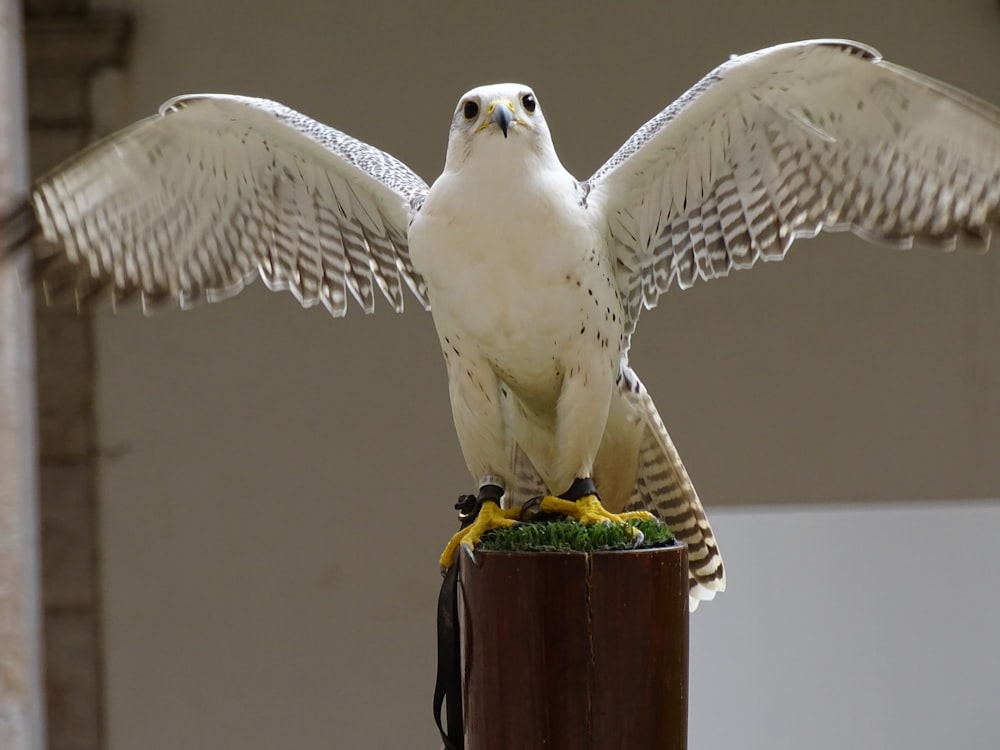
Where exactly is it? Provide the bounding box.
[521,94,536,113]
[463,100,479,120]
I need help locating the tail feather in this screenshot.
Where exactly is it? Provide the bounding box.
[509,442,547,503]
[618,367,726,602]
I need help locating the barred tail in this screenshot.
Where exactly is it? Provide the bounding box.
[616,367,725,608]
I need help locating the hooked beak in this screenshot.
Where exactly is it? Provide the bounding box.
[487,99,515,138]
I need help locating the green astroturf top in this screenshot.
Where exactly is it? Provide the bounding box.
[478,517,675,553]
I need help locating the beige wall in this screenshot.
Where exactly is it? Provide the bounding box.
[80,0,1000,747]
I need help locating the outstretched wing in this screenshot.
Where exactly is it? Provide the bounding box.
[0,94,431,315]
[587,39,1000,344]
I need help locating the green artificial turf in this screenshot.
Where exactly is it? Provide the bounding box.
[478,517,675,553]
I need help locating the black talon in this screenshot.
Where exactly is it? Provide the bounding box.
[519,495,556,522]
[462,543,480,567]
[520,495,543,516]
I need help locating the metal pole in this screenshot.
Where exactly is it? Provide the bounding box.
[0,1,46,748]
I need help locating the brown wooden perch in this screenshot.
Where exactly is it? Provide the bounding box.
[459,544,689,750]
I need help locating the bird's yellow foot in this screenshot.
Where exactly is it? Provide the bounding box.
[538,494,654,526]
[439,500,522,569]
[537,485,656,546]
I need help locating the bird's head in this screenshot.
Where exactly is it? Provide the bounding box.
[444,83,556,171]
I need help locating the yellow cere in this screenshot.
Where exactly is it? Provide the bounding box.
[476,98,522,133]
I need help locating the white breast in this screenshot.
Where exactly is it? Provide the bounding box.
[409,156,621,397]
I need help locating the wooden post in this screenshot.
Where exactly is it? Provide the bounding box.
[0,2,45,749]
[460,546,689,750]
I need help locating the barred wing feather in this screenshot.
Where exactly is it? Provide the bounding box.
[589,39,1000,345]
[0,95,431,315]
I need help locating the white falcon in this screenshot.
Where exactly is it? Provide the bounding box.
[4,39,1000,606]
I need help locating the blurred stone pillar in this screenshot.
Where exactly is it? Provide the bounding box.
[0,3,45,749]
[22,4,130,749]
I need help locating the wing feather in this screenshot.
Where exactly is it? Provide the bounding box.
[588,39,1000,343]
[0,94,431,315]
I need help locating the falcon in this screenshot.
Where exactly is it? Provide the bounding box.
[3,39,1000,608]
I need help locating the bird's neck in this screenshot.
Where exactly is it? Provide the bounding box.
[446,137,570,185]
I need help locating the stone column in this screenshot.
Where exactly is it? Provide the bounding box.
[0,3,45,749]
[22,5,130,750]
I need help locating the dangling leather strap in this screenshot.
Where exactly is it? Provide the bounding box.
[433,485,503,750]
